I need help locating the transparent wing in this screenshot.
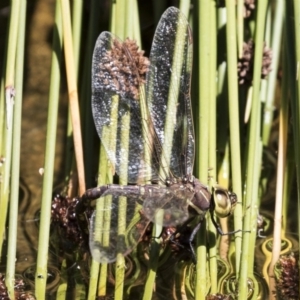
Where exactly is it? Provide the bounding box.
[92,32,158,183]
[142,184,194,227]
[146,7,194,179]
[88,183,195,262]
[89,187,149,263]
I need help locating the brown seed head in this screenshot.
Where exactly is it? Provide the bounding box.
[99,38,149,100]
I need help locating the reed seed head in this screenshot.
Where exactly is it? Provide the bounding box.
[99,38,149,100]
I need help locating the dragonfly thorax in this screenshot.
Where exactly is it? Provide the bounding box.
[185,178,212,216]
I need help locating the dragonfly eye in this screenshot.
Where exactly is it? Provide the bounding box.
[213,187,235,218]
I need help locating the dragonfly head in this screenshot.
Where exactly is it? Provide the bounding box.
[212,186,238,218]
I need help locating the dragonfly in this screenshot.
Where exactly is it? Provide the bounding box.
[76,6,238,264]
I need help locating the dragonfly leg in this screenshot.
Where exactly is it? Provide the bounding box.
[168,216,199,263]
[187,221,202,264]
[210,209,244,235]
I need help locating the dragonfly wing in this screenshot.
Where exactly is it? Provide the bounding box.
[146,7,194,179]
[142,185,193,227]
[89,187,149,263]
[92,32,157,183]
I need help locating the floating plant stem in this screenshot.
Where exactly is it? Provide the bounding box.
[35,2,62,298]
[5,1,25,298]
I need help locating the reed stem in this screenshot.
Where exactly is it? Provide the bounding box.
[60,0,86,195]
[225,0,243,273]
[239,1,268,299]
[35,1,62,298]
[5,2,26,298]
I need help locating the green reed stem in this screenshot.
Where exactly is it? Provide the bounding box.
[159,13,188,180]
[237,0,244,58]
[87,130,112,296]
[239,1,268,299]
[247,140,262,279]
[97,95,118,298]
[195,218,207,300]
[216,5,228,173]
[35,2,62,299]
[125,0,135,37]
[88,258,101,299]
[197,0,209,183]
[111,2,135,298]
[89,137,115,299]
[208,0,218,294]
[143,211,164,300]
[195,1,211,298]
[71,0,83,73]
[179,0,191,17]
[0,0,21,262]
[144,5,193,297]
[0,53,6,157]
[5,2,25,298]
[114,121,130,300]
[140,82,160,300]
[112,0,126,38]
[87,151,112,300]
[0,75,5,257]
[262,0,284,145]
[225,0,243,273]
[4,0,20,88]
